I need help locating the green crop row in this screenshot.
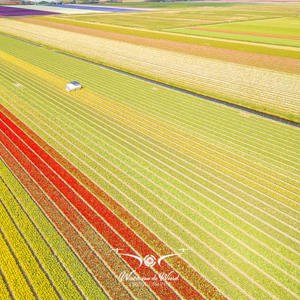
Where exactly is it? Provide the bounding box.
[0,36,299,299]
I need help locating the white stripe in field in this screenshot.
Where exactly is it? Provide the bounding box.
[0,88,300,298]
[60,4,152,12]
[0,141,149,300]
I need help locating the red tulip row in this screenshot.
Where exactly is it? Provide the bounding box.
[0,106,217,299]
[0,127,136,299]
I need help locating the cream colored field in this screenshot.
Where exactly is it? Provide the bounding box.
[1,18,299,120]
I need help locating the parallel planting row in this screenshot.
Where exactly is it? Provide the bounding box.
[0,106,210,299]
[0,159,107,299]
[0,35,299,299]
[0,20,299,122]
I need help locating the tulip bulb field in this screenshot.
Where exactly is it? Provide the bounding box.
[0,2,299,299]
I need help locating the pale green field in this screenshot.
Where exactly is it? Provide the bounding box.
[0,35,299,299]
[168,17,300,47]
[54,3,300,30]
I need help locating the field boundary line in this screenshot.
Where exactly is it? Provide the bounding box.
[0,32,299,127]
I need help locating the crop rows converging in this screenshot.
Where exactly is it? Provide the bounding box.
[0,104,211,299]
[0,35,299,299]
[1,19,299,122]
[0,157,108,299]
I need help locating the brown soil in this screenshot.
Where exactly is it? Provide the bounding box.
[19,17,300,74]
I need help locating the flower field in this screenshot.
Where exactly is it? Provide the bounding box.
[0,6,58,17]
[0,33,299,299]
[168,17,300,48]
[0,18,299,122]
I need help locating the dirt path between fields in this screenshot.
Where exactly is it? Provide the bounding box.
[19,17,300,74]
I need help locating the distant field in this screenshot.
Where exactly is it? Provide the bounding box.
[168,17,300,48]
[0,34,299,299]
[52,3,300,30]
[20,2,299,122]
[50,3,300,48]
[1,18,299,122]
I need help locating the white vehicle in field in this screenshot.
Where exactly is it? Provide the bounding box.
[66,81,82,92]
